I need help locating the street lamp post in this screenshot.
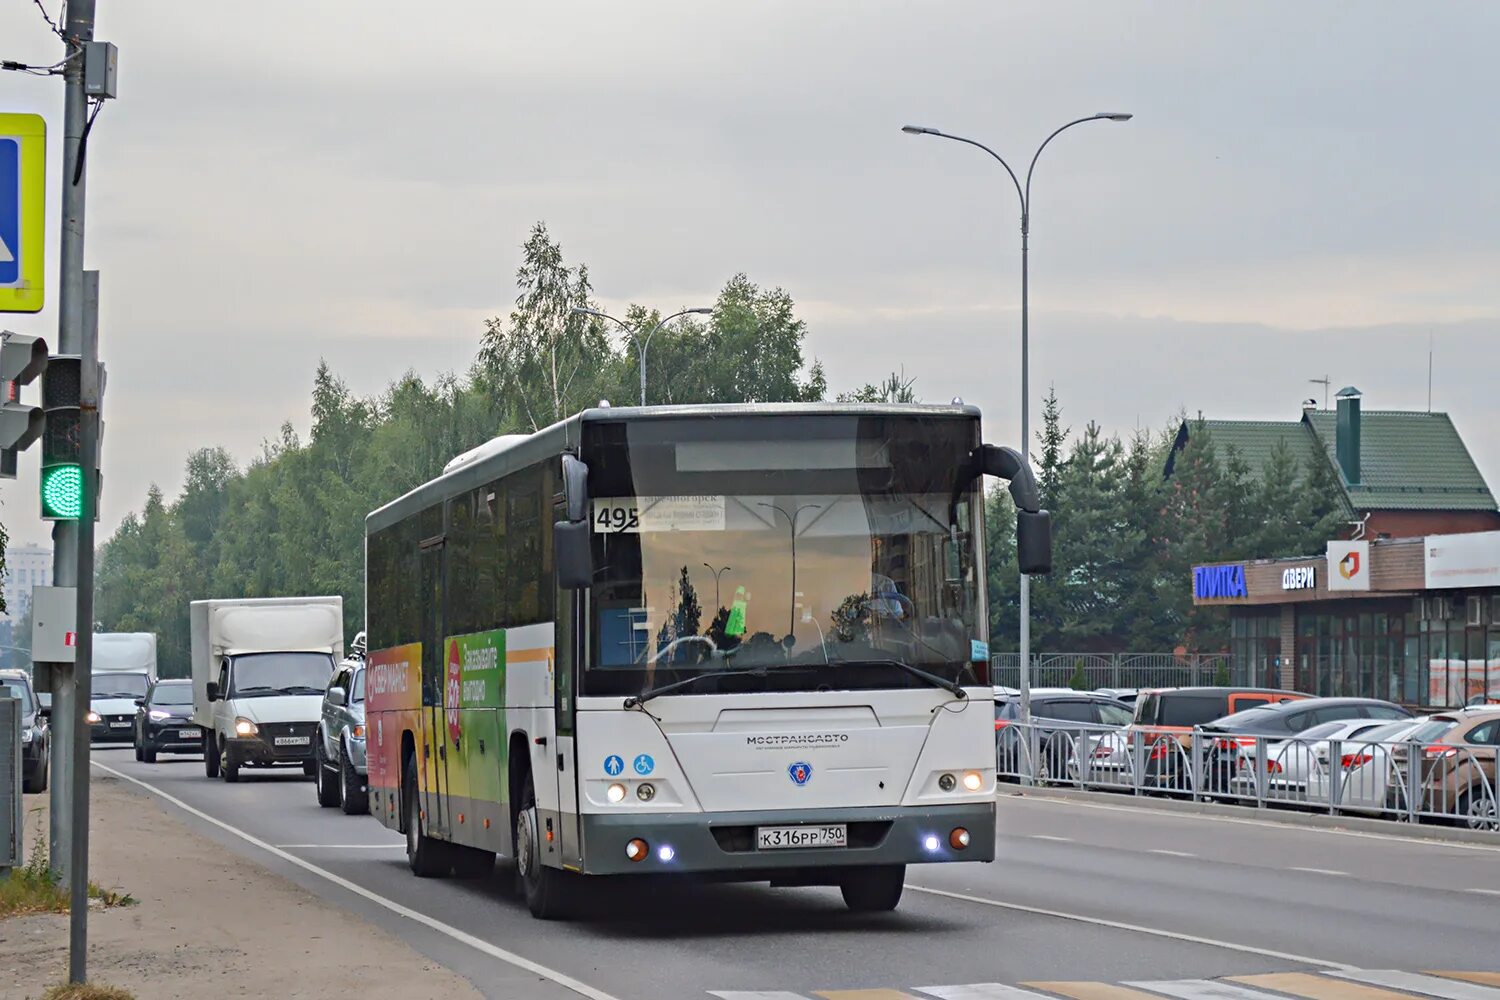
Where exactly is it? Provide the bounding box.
[703,563,732,611]
[757,502,821,638]
[902,113,1131,726]
[573,306,715,406]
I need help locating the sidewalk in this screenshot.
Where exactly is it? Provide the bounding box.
[1,775,482,1000]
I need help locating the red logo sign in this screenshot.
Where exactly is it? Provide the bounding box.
[64,631,77,647]
[1339,550,1361,580]
[446,639,462,743]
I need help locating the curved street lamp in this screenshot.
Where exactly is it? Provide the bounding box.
[573,306,715,406]
[902,112,1131,727]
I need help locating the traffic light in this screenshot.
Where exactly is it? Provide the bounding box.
[41,353,82,519]
[0,331,49,479]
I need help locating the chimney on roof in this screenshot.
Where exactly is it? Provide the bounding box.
[1335,386,1362,484]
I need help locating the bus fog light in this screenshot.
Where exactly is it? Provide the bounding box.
[626,838,649,862]
[950,827,971,850]
[922,834,941,852]
[636,782,656,802]
[937,773,956,792]
[657,845,675,862]
[961,771,983,792]
[606,783,627,803]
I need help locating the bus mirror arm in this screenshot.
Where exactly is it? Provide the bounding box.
[974,445,1053,576]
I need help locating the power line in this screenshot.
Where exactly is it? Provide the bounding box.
[32,0,66,38]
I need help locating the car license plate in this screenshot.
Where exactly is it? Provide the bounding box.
[756,824,847,850]
[108,721,131,728]
[178,729,201,739]
[274,735,310,747]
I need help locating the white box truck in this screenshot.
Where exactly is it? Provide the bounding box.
[88,633,159,744]
[191,597,343,783]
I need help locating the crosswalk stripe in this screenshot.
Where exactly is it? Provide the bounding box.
[709,993,811,999]
[814,991,921,999]
[1123,980,1282,1000]
[1330,971,1500,1000]
[1231,972,1419,1000]
[914,986,1054,1000]
[1021,982,1168,1000]
[1426,976,1500,989]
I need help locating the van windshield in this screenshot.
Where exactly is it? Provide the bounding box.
[229,652,335,697]
[92,672,149,700]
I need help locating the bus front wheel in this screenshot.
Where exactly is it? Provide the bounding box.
[404,757,450,877]
[840,865,905,912]
[515,773,569,919]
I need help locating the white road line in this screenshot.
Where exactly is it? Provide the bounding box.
[707,993,810,1000]
[903,885,1353,971]
[1288,866,1349,877]
[1125,980,1283,1000]
[277,844,405,850]
[1465,888,1500,895]
[1004,794,1500,854]
[1030,834,1074,842]
[1147,849,1196,858]
[94,761,622,1000]
[1330,969,1500,1000]
[916,984,1054,999]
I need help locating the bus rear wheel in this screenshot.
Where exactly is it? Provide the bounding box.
[404,757,450,877]
[840,865,905,912]
[515,773,569,919]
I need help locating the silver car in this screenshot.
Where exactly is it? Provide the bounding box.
[314,644,368,815]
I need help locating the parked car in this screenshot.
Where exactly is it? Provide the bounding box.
[1221,715,1411,802]
[133,679,203,762]
[1415,707,1500,831]
[1094,687,1142,705]
[1468,691,1500,707]
[1199,697,1411,794]
[1125,686,1309,789]
[994,690,1134,780]
[314,639,368,815]
[1311,716,1455,815]
[1,669,49,793]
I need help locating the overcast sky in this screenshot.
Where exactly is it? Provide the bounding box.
[2,1,1498,547]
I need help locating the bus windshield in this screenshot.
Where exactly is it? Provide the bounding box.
[580,413,985,697]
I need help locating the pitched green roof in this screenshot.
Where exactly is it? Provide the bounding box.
[1303,410,1495,511]
[1199,419,1317,475]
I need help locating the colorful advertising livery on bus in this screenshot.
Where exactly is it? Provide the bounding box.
[364,403,1051,918]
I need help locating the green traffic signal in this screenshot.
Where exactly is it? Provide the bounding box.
[41,462,84,520]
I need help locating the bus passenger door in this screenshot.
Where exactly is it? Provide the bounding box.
[419,527,449,838]
[553,581,583,869]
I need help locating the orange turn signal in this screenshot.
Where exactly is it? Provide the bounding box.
[949,827,971,850]
[626,838,649,862]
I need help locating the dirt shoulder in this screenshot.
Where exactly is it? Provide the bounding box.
[2,776,482,1000]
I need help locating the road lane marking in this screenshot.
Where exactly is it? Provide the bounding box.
[816,991,921,999]
[1289,867,1349,877]
[1021,984,1166,1000]
[1463,888,1500,896]
[1030,835,1073,842]
[1004,795,1500,854]
[903,885,1352,971]
[709,993,813,1000]
[1125,980,1283,1000]
[94,760,622,1000]
[1428,975,1500,989]
[915,986,1051,999]
[1232,972,1417,1000]
[1147,849,1196,857]
[276,843,405,849]
[1330,970,1500,1000]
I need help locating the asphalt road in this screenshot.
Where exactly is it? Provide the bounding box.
[90,747,1500,1000]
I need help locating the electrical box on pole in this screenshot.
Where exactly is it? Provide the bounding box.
[0,331,48,478]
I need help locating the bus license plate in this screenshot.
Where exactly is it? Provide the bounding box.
[274,736,310,746]
[756,824,847,850]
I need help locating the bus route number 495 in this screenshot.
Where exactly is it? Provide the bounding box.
[594,503,640,533]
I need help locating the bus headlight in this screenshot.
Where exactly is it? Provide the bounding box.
[961,771,984,792]
[234,718,259,737]
[606,783,627,803]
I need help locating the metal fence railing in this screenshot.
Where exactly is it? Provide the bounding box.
[994,722,1499,834]
[989,653,1233,691]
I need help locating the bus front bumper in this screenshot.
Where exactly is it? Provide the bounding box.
[576,802,994,876]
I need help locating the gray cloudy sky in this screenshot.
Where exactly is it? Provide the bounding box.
[2,1,1498,546]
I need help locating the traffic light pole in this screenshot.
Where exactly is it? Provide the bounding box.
[45,0,96,892]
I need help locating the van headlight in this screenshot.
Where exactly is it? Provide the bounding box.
[86,711,102,724]
[234,718,259,737]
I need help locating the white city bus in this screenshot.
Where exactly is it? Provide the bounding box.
[364,403,1049,918]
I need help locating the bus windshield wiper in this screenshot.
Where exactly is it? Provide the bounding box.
[833,658,968,699]
[624,664,772,709]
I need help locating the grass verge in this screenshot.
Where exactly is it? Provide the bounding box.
[40,984,136,1000]
[0,827,136,918]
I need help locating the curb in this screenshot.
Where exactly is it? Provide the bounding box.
[1004,784,1500,848]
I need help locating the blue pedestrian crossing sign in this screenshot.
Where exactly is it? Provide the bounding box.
[0,114,46,314]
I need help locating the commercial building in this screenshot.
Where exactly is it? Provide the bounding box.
[2,541,52,623]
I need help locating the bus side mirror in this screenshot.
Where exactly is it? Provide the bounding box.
[1017,510,1052,575]
[555,520,593,589]
[561,454,590,523]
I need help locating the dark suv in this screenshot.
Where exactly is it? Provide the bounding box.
[1197,696,1412,792]
[995,690,1134,778]
[1,669,50,793]
[133,678,203,762]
